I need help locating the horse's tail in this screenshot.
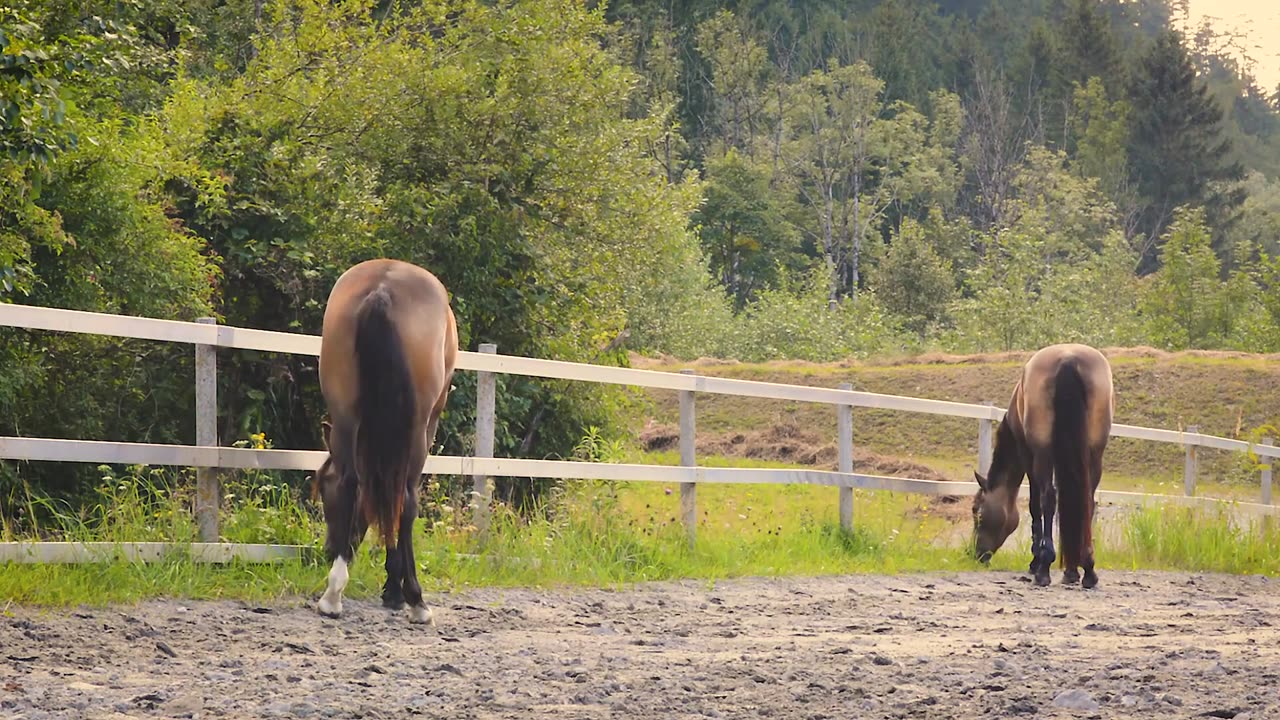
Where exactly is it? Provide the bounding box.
[353,287,416,550]
[1051,358,1092,571]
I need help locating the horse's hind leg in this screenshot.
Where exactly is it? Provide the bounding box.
[1030,451,1056,587]
[381,539,406,610]
[399,482,433,625]
[1081,450,1103,589]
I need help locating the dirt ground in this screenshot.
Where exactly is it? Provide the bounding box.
[3,570,1278,720]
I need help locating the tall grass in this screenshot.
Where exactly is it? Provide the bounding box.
[2,462,1277,607]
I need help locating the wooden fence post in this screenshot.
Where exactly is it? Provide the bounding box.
[195,317,218,543]
[837,382,854,532]
[472,343,497,532]
[679,369,697,546]
[977,401,994,478]
[1184,425,1199,497]
[1262,437,1274,506]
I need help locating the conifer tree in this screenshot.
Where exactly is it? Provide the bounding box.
[1126,29,1244,269]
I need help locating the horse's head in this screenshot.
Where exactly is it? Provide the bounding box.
[972,470,1019,563]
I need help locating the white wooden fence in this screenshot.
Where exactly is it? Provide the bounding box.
[0,303,1276,564]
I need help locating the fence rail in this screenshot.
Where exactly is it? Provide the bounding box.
[1,303,1276,563]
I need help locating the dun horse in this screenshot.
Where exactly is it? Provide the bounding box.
[313,259,458,623]
[972,343,1114,588]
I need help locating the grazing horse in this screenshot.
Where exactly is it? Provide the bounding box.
[313,259,458,623]
[972,343,1114,588]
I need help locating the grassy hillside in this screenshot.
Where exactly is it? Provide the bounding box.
[628,348,1280,501]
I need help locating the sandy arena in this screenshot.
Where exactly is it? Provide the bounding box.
[3,570,1278,719]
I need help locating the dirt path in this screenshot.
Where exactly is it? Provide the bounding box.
[3,570,1278,719]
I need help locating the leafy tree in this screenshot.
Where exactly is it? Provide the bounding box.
[1139,208,1257,349]
[694,148,803,309]
[781,60,952,298]
[694,9,771,156]
[870,217,957,336]
[159,0,708,507]
[1070,77,1133,214]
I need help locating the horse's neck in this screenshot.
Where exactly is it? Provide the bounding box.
[989,419,1025,497]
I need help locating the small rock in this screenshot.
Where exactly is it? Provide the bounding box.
[1053,689,1100,711]
[1008,698,1037,714]
[870,653,894,666]
[167,694,203,717]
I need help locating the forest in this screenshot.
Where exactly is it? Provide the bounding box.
[3,0,1280,510]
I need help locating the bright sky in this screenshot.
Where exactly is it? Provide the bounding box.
[1185,0,1280,92]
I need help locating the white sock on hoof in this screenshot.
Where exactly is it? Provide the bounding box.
[317,557,349,617]
[408,604,434,626]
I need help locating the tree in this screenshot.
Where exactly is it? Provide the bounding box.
[1070,77,1133,216]
[157,0,708,507]
[870,217,957,336]
[695,10,771,157]
[694,148,803,310]
[781,60,952,299]
[960,67,1030,230]
[1126,30,1245,268]
[1139,208,1256,349]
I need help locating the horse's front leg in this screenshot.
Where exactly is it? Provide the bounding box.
[1030,452,1056,587]
[319,472,360,618]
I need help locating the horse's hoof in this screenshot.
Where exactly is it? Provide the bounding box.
[1063,569,1081,585]
[317,597,343,618]
[1034,571,1051,587]
[408,605,435,626]
[1082,571,1099,590]
[382,596,406,611]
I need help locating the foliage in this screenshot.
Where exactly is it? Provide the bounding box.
[693,148,802,309]
[869,217,957,336]
[7,0,1280,530]
[721,269,907,363]
[1138,208,1259,350]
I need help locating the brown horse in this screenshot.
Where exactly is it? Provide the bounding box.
[313,259,458,623]
[972,343,1114,588]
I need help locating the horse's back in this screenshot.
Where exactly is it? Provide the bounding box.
[320,259,457,422]
[1018,344,1113,449]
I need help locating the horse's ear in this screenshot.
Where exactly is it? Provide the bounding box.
[320,420,332,451]
[973,471,988,491]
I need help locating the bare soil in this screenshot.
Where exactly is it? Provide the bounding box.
[4,570,1278,719]
[639,420,952,482]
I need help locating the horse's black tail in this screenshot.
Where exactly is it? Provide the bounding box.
[353,287,416,550]
[1051,359,1091,571]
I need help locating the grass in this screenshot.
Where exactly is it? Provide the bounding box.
[2,459,1279,608]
